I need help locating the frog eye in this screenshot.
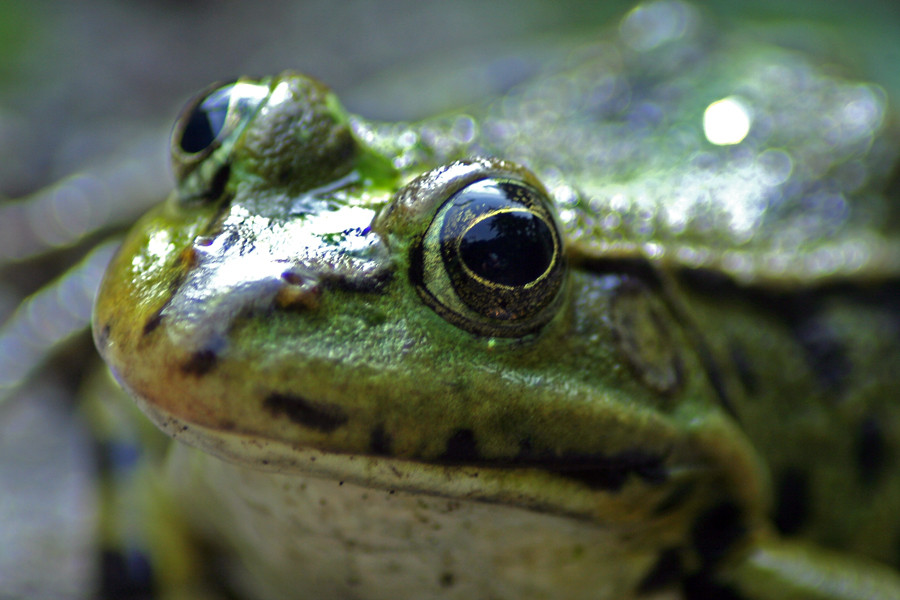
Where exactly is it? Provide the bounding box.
[178,83,235,155]
[170,80,270,200]
[414,177,566,337]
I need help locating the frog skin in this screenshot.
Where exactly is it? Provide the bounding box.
[92,1,900,599]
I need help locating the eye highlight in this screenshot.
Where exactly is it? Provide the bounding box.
[415,177,566,336]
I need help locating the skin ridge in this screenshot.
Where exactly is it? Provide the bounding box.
[575,255,741,420]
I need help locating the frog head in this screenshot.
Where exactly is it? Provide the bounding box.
[93,72,762,531]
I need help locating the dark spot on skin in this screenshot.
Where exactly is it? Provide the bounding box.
[677,267,733,292]
[790,313,851,398]
[180,349,219,376]
[691,502,745,567]
[439,572,455,588]
[442,429,479,461]
[139,268,192,338]
[142,309,164,336]
[517,437,534,455]
[653,481,696,516]
[729,340,758,396]
[856,415,887,487]
[637,547,683,593]
[896,530,900,571]
[263,393,349,433]
[677,271,857,401]
[370,424,392,455]
[550,449,667,491]
[436,435,668,492]
[100,548,155,599]
[206,163,231,201]
[694,343,738,421]
[513,444,668,492]
[683,573,746,600]
[773,467,810,535]
[97,323,111,348]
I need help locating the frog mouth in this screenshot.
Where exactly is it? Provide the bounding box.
[443,448,670,492]
[137,393,677,519]
[254,393,670,493]
[429,428,670,492]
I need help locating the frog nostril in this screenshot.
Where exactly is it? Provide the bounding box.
[276,270,321,310]
[281,271,307,286]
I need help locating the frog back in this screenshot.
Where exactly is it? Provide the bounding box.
[479,1,900,287]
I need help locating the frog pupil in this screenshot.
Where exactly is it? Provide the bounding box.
[180,85,234,154]
[459,211,553,286]
[416,173,564,336]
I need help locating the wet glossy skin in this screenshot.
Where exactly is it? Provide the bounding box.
[93,2,900,598]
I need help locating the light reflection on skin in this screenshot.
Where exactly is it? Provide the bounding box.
[703,96,751,146]
[161,202,380,354]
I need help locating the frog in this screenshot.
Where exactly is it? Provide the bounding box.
[90,1,900,598]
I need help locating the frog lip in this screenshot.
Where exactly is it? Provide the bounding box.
[141,389,667,484]
[432,449,670,493]
[140,402,675,520]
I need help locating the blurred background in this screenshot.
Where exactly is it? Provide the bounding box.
[0,1,898,598]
